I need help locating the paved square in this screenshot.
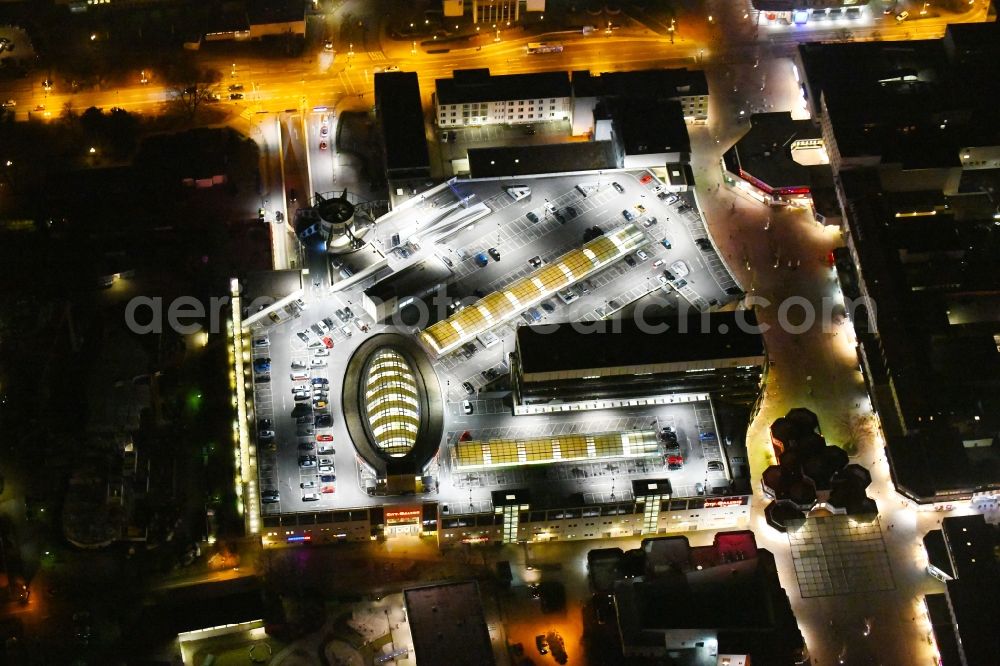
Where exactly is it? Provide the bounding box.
[785,515,895,598]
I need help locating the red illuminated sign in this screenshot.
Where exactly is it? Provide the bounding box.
[386,508,421,525]
[704,497,745,508]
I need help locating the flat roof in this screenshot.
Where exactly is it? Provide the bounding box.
[516,310,766,376]
[374,72,430,175]
[945,577,1000,666]
[453,429,659,470]
[404,582,495,666]
[572,68,708,99]
[436,68,571,105]
[941,514,997,580]
[419,224,647,356]
[723,112,821,191]
[468,142,617,178]
[613,99,690,156]
[799,27,1000,168]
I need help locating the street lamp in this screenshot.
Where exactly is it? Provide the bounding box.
[920,1,929,14]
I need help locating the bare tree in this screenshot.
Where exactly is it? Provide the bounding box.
[164,57,222,122]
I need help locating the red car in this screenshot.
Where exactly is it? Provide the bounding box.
[316,434,334,442]
[639,173,653,185]
[667,455,684,465]
[321,485,336,494]
[321,336,334,348]
[319,141,328,150]
[459,430,472,442]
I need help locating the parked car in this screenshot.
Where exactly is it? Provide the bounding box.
[474,252,489,267]
[612,182,624,193]
[528,255,543,269]
[315,413,333,428]
[463,381,475,395]
[526,211,539,224]
[261,490,280,503]
[300,481,317,489]
[636,250,649,261]
[320,474,336,483]
[317,434,333,442]
[707,460,725,472]
[624,255,637,267]
[488,247,501,261]
[318,464,334,473]
[622,209,635,221]
[302,493,321,501]
[463,400,474,415]
[252,337,270,348]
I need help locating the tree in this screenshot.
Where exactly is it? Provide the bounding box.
[164,57,222,122]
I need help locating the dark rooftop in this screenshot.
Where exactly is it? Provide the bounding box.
[941,514,997,580]
[799,23,1000,168]
[572,68,708,99]
[924,593,963,666]
[945,577,1000,666]
[374,72,430,177]
[722,112,821,192]
[436,68,571,105]
[245,0,304,25]
[516,311,766,375]
[612,98,690,157]
[404,581,495,666]
[467,141,617,178]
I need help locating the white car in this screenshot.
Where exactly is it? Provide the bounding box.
[291,372,309,381]
[657,275,669,287]
[318,445,334,455]
[300,481,317,489]
[636,250,649,261]
[302,493,321,501]
[313,348,330,357]
[462,400,474,415]
[652,259,665,269]
[669,260,690,278]
[310,358,327,368]
[318,464,334,473]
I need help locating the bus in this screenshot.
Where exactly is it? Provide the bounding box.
[526,41,563,54]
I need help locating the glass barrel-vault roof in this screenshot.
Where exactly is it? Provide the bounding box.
[363,349,421,457]
[419,223,646,356]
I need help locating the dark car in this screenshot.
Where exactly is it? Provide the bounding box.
[315,413,333,428]
[463,381,475,395]
[663,269,676,281]
[612,181,624,193]
[291,403,312,418]
[229,93,244,100]
[554,210,567,224]
[541,301,555,313]
[624,255,637,268]
[258,418,272,430]
[488,247,501,261]
[707,460,725,472]
[565,206,577,218]
[535,635,548,655]
[474,252,489,267]
[253,357,271,371]
[526,211,539,224]
[288,188,298,203]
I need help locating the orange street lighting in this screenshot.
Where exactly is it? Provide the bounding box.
[90,33,97,41]
[89,147,96,154]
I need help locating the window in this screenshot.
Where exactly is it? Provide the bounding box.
[518,114,523,119]
[550,98,556,102]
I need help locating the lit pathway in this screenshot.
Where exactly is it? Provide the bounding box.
[691,60,953,665]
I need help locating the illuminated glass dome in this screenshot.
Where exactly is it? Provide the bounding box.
[363,349,421,457]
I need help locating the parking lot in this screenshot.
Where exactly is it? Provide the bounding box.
[247,167,741,516]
